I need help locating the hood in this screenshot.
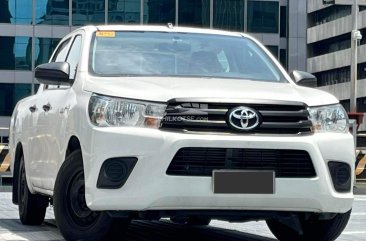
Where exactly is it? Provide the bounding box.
[83,76,338,106]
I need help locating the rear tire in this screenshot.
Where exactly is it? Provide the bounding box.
[53,150,112,241]
[18,156,48,225]
[266,210,351,241]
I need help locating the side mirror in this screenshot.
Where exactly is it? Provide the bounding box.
[290,70,317,88]
[35,62,72,86]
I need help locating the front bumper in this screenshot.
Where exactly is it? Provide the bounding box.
[82,128,354,213]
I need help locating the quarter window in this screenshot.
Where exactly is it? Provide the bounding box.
[66,35,82,79]
[52,38,71,62]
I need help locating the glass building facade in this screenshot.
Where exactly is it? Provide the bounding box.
[0,0,302,136]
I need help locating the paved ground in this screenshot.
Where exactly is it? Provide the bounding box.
[0,192,364,241]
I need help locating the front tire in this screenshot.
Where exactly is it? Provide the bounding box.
[266,210,351,241]
[53,150,112,241]
[18,156,48,225]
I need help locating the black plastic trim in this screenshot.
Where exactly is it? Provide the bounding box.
[97,157,137,189]
[328,161,352,193]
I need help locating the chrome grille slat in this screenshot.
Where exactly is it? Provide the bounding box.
[161,100,312,135]
[259,109,309,117]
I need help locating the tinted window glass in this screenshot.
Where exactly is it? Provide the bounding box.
[0,84,34,116]
[213,0,244,31]
[5,0,33,24]
[280,49,287,69]
[143,0,175,24]
[108,0,140,24]
[0,36,31,70]
[90,31,285,82]
[66,35,82,79]
[0,1,12,23]
[72,0,105,26]
[179,0,210,27]
[266,45,278,59]
[248,1,279,33]
[0,37,15,70]
[36,0,69,25]
[280,6,287,37]
[52,38,71,62]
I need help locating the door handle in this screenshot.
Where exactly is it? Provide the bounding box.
[59,105,70,114]
[42,103,51,112]
[29,105,37,113]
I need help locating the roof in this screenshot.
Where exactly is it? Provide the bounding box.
[79,24,249,38]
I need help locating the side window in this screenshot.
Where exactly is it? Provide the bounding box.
[52,38,71,62]
[66,35,82,80]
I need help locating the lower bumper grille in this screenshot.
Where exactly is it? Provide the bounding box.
[166,148,316,178]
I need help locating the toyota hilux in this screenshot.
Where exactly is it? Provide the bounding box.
[9,25,354,241]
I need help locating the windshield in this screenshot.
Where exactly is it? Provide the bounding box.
[89,31,286,82]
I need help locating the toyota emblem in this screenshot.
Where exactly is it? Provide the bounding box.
[227,106,260,131]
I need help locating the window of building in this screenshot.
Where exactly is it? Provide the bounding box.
[315,67,350,87]
[361,28,366,45]
[247,1,279,33]
[36,0,69,25]
[280,6,287,37]
[315,63,366,87]
[72,0,105,26]
[4,0,33,24]
[266,45,278,59]
[340,97,366,113]
[0,36,31,70]
[179,0,210,27]
[213,0,244,31]
[308,28,366,58]
[280,49,287,69]
[144,0,175,24]
[0,1,12,23]
[0,37,15,70]
[108,0,140,24]
[35,38,60,66]
[0,84,33,116]
[359,62,366,80]
[308,5,351,28]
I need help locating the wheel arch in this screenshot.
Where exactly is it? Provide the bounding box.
[65,135,82,160]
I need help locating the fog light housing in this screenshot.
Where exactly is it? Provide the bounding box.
[97,157,137,189]
[328,161,351,193]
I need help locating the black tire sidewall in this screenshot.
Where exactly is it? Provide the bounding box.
[18,157,28,221]
[267,210,352,241]
[54,150,112,241]
[18,156,48,225]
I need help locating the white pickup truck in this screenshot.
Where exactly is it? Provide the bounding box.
[9,25,354,241]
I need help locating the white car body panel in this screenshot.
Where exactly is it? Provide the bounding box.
[84,76,338,106]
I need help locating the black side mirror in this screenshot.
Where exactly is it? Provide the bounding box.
[290,70,317,88]
[35,62,72,86]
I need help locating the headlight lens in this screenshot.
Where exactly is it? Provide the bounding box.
[308,104,349,133]
[89,94,166,128]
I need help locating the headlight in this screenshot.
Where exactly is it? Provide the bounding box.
[88,94,166,128]
[308,104,349,133]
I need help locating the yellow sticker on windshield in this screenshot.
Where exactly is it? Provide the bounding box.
[96,31,116,38]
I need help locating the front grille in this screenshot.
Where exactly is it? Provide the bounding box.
[166,148,316,178]
[160,99,312,135]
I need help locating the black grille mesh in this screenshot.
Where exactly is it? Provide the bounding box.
[166,148,316,178]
